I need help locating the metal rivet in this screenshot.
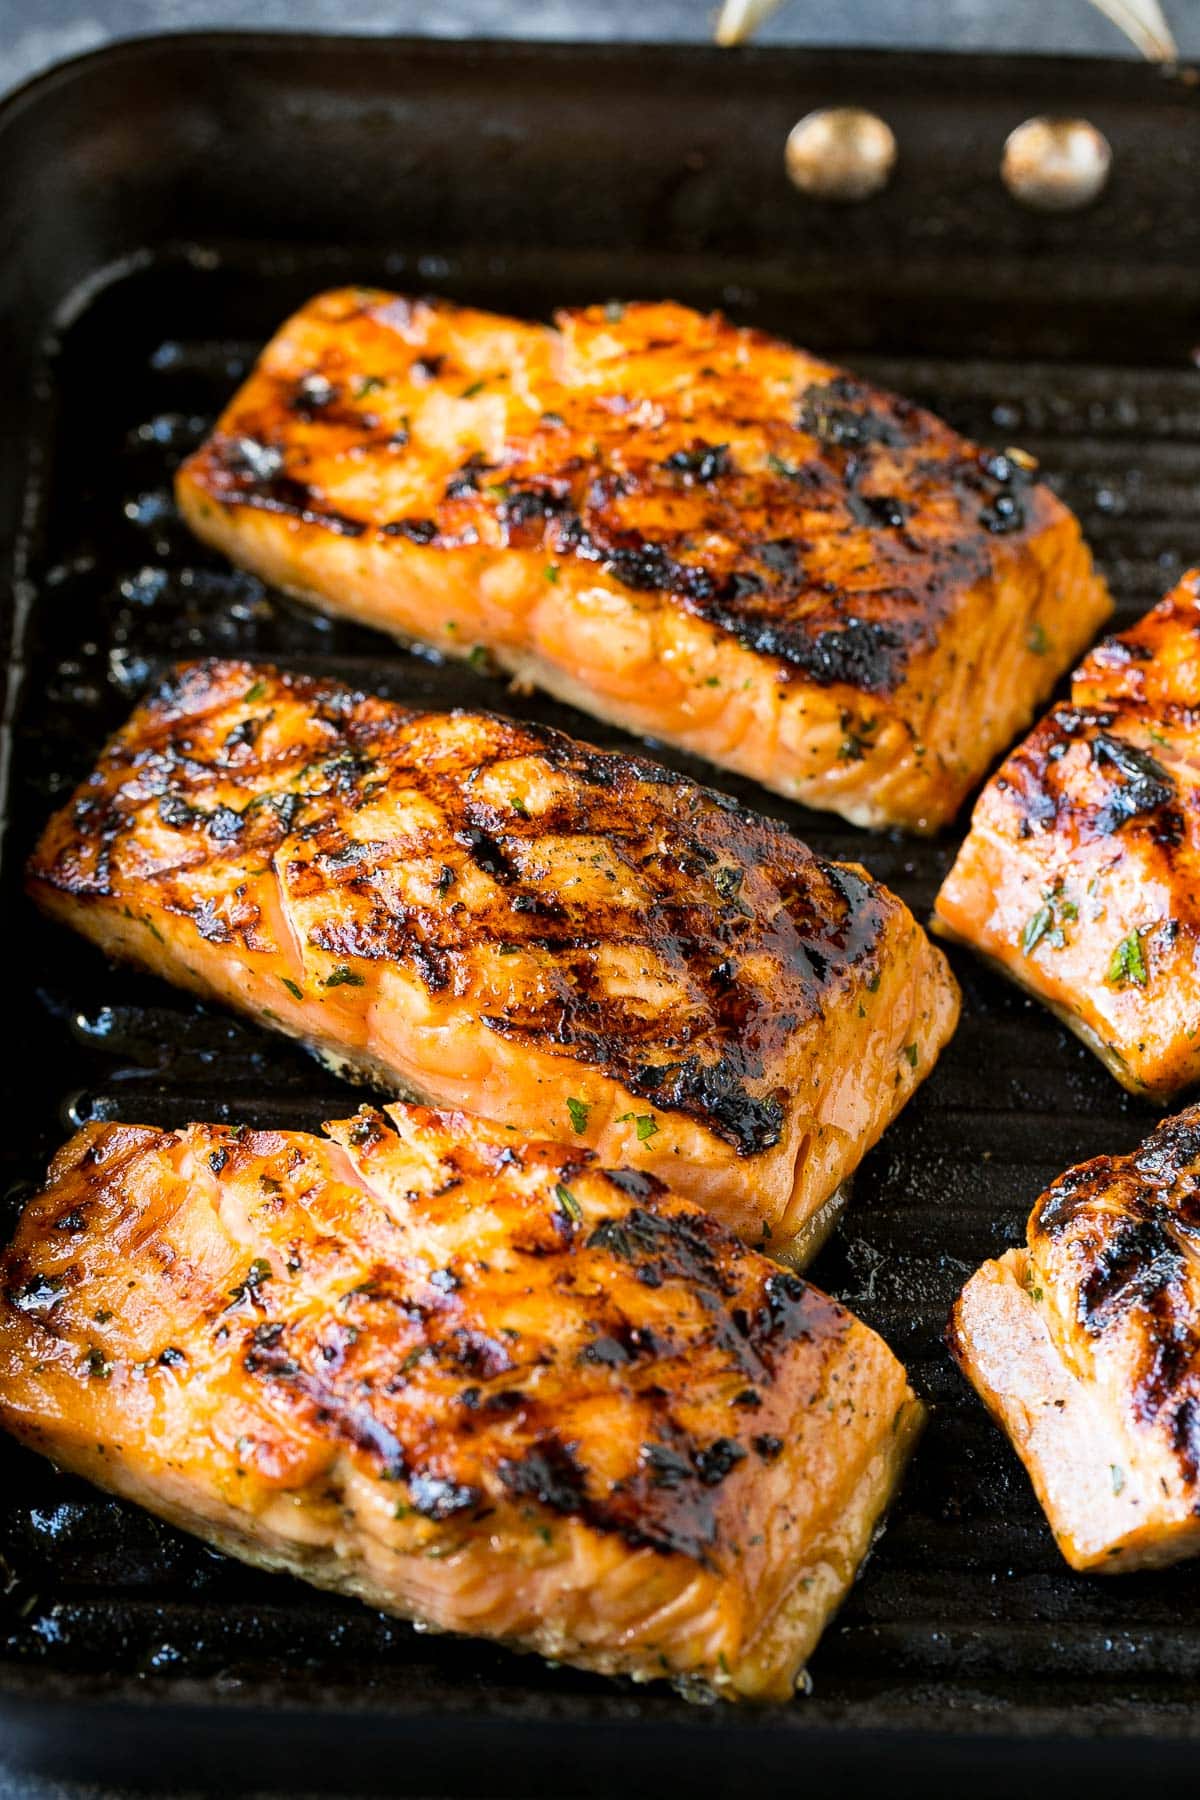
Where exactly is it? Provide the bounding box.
[785,108,897,203]
[1001,116,1112,213]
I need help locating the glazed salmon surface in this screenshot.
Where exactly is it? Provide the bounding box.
[949,1106,1200,1574]
[0,1103,923,1699]
[27,660,960,1262]
[176,290,1111,833]
[935,570,1200,1099]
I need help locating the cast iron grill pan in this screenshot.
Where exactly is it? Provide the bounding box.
[2,35,1200,1793]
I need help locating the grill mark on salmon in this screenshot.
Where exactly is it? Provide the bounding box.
[27,659,960,1259]
[949,1104,1200,1574]
[0,1104,924,1700]
[934,569,1200,1100]
[176,291,1111,832]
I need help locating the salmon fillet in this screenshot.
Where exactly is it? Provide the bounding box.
[0,1103,923,1699]
[27,659,959,1262]
[935,570,1200,1100]
[175,290,1111,833]
[948,1106,1200,1574]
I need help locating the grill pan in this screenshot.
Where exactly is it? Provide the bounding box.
[2,32,1200,1793]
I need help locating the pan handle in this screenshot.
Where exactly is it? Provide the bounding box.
[713,0,1178,63]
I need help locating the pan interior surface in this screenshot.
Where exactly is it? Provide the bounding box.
[2,33,1200,1781]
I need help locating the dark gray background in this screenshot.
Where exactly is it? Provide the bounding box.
[4,0,1200,96]
[1,0,1197,1794]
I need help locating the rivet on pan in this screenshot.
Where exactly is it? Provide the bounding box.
[1001,117,1112,213]
[785,108,897,203]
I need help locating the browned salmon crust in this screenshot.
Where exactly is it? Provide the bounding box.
[176,291,1111,832]
[949,1105,1200,1574]
[0,1104,923,1699]
[935,570,1200,1099]
[26,659,960,1260]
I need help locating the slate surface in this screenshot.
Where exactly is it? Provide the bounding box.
[3,0,1199,100]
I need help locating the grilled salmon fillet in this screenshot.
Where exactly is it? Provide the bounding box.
[949,1106,1200,1574]
[0,1103,923,1699]
[934,570,1200,1100]
[175,290,1110,833]
[26,659,959,1262]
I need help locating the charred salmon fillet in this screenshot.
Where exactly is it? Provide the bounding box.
[935,570,1200,1100]
[0,1103,923,1699]
[949,1106,1200,1574]
[176,291,1111,833]
[27,659,960,1262]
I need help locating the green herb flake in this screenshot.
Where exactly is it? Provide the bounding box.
[1108,931,1147,989]
[555,1182,582,1224]
[467,645,491,672]
[1027,623,1049,655]
[84,1347,113,1381]
[566,1097,590,1134]
[280,977,304,1001]
[1022,904,1053,956]
[497,942,521,956]
[616,1112,659,1143]
[460,379,486,399]
[355,374,386,397]
[393,1500,414,1520]
[324,965,365,988]
[243,680,268,703]
[544,564,560,583]
[903,1043,919,1069]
